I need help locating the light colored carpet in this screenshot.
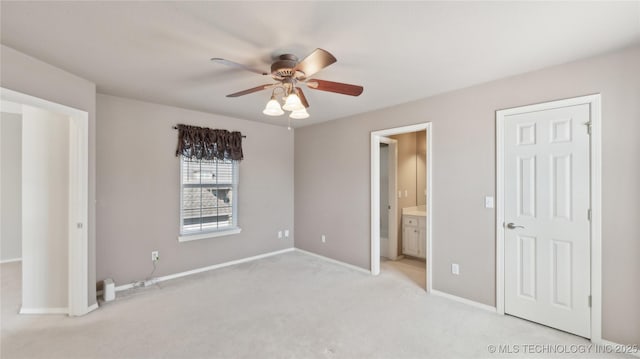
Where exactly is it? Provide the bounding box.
[0,251,632,359]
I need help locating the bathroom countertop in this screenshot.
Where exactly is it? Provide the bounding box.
[402,205,427,217]
[403,210,427,216]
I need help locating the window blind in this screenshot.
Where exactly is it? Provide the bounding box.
[180,156,238,234]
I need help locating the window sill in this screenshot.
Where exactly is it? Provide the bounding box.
[178,227,242,243]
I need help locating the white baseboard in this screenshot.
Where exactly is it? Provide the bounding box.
[0,257,22,264]
[87,303,99,313]
[430,289,497,313]
[594,339,640,358]
[294,248,371,274]
[19,307,68,314]
[114,248,295,292]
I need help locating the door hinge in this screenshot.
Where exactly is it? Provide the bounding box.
[585,121,592,135]
[587,209,592,221]
[588,295,592,307]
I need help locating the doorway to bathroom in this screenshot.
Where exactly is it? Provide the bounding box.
[371,123,432,291]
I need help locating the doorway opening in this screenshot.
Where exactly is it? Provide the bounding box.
[371,123,432,292]
[1,87,90,316]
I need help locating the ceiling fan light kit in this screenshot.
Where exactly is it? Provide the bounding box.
[212,48,363,123]
[262,96,284,116]
[282,92,304,112]
[289,108,310,120]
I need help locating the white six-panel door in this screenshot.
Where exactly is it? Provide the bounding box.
[504,103,591,338]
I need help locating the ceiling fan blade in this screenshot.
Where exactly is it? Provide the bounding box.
[293,48,337,79]
[211,58,268,76]
[226,84,274,97]
[306,79,364,96]
[295,87,310,108]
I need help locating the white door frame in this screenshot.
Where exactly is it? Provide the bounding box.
[371,123,433,292]
[495,94,602,341]
[379,137,398,260]
[1,87,90,316]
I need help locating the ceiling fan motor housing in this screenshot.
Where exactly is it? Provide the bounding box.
[271,54,304,79]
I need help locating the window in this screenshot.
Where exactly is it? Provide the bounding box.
[179,156,239,240]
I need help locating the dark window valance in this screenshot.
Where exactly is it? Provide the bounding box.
[175,124,244,161]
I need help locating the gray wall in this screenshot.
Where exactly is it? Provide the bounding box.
[0,44,97,307]
[96,94,294,285]
[1,112,22,261]
[294,46,640,345]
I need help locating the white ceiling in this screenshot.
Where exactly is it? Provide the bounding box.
[1,1,639,127]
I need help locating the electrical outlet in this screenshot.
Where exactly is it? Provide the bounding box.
[321,235,326,243]
[151,251,159,262]
[451,263,460,275]
[284,229,289,238]
[278,231,283,239]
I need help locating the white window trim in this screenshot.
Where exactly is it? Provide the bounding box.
[178,156,240,242]
[178,227,242,242]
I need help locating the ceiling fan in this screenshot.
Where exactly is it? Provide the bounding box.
[211,48,363,121]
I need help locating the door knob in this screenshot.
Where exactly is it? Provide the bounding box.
[506,222,525,229]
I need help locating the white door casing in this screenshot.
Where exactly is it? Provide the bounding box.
[501,101,593,338]
[371,123,432,293]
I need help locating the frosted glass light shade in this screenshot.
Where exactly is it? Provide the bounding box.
[282,93,304,111]
[289,108,309,119]
[262,99,284,116]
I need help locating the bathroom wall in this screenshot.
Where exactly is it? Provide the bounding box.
[390,130,427,254]
[379,144,389,240]
[416,131,427,206]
